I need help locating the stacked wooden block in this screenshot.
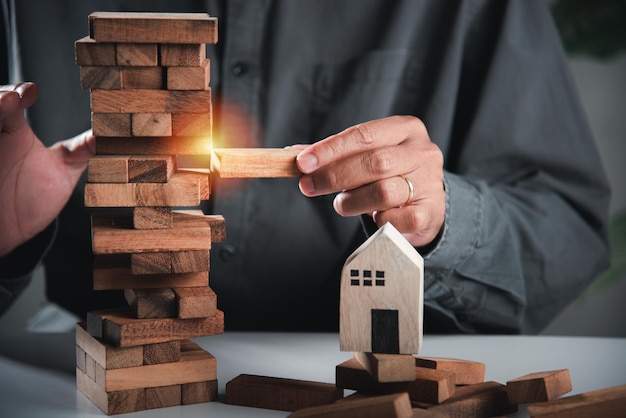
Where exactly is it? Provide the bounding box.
[74,12,224,414]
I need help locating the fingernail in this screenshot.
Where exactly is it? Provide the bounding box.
[296,153,318,174]
[299,175,315,196]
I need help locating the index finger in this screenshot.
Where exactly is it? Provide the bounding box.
[296,115,425,174]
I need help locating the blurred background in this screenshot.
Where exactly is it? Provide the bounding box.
[1,0,625,337]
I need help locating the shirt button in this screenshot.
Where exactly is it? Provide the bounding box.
[219,244,237,262]
[231,62,249,76]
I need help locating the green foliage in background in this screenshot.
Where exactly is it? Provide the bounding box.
[552,0,626,59]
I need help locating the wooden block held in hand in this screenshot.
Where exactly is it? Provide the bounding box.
[161,43,206,67]
[128,154,175,182]
[225,374,343,412]
[116,43,158,66]
[211,148,302,178]
[354,352,416,383]
[167,59,210,90]
[414,357,485,385]
[87,155,130,183]
[75,36,116,66]
[507,369,572,404]
[174,286,217,319]
[288,392,414,418]
[133,207,173,229]
[527,383,626,418]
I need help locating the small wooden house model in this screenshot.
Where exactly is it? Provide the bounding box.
[339,222,423,355]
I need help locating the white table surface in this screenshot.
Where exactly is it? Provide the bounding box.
[1,331,625,417]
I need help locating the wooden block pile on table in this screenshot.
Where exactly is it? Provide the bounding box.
[74,12,223,414]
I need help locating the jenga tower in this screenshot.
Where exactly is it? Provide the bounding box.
[73,12,224,415]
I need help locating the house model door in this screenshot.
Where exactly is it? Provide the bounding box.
[371,309,400,354]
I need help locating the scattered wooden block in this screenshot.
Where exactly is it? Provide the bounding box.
[527,383,626,418]
[93,254,208,290]
[96,135,211,155]
[91,89,211,113]
[211,147,301,178]
[86,307,224,347]
[85,170,210,207]
[353,352,416,383]
[133,207,173,229]
[124,288,177,319]
[225,374,343,412]
[182,380,218,405]
[131,113,173,137]
[167,59,210,90]
[128,154,175,182]
[171,112,212,136]
[77,367,146,415]
[122,66,164,89]
[80,66,122,89]
[336,358,455,405]
[174,287,217,319]
[288,392,414,418]
[414,357,485,385]
[75,36,116,66]
[143,340,181,365]
[87,154,130,182]
[76,322,143,370]
[116,43,158,66]
[424,381,517,417]
[507,369,572,404]
[145,384,181,409]
[89,12,218,44]
[161,43,206,67]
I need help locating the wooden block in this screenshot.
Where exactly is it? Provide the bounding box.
[124,288,177,319]
[93,254,208,290]
[80,66,122,89]
[131,252,172,274]
[211,148,301,178]
[143,340,181,365]
[96,135,211,155]
[145,384,181,409]
[288,392,414,418]
[116,43,158,66]
[225,374,343,412]
[182,380,218,405]
[167,59,210,90]
[76,322,143,369]
[85,352,97,380]
[90,12,218,44]
[425,381,517,418]
[336,358,454,405]
[354,352,416,383]
[102,345,216,391]
[171,250,210,273]
[175,211,226,243]
[133,207,173,229]
[132,113,173,137]
[174,287,217,319]
[77,367,146,415]
[128,154,175,182]
[122,66,163,89]
[87,155,129,183]
[85,170,210,207]
[161,43,206,67]
[527,383,626,418]
[171,112,212,137]
[91,113,132,138]
[91,89,211,113]
[75,36,116,66]
[414,357,486,385]
[87,306,224,347]
[76,345,87,372]
[506,369,572,404]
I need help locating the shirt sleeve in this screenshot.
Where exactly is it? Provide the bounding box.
[0,220,57,317]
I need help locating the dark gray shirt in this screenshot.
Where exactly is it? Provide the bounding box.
[2,0,610,333]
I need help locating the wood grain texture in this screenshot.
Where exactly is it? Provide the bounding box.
[77,367,146,415]
[96,136,211,155]
[133,207,173,229]
[131,252,172,274]
[87,306,224,347]
[93,254,208,290]
[353,352,416,383]
[171,250,210,273]
[167,59,210,90]
[75,36,116,66]
[161,43,206,67]
[89,12,218,44]
[182,380,218,405]
[76,322,143,370]
[85,170,210,207]
[143,340,181,365]
[145,384,181,409]
[526,383,626,418]
[225,374,343,412]
[122,66,164,89]
[91,89,211,113]
[80,66,122,89]
[116,43,158,66]
[171,112,212,137]
[414,357,485,385]
[424,381,517,418]
[174,286,217,319]
[336,358,455,405]
[87,155,130,182]
[131,113,172,137]
[174,211,226,243]
[288,393,414,418]
[91,211,212,254]
[128,154,175,183]
[211,147,302,178]
[124,288,177,319]
[506,369,572,404]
